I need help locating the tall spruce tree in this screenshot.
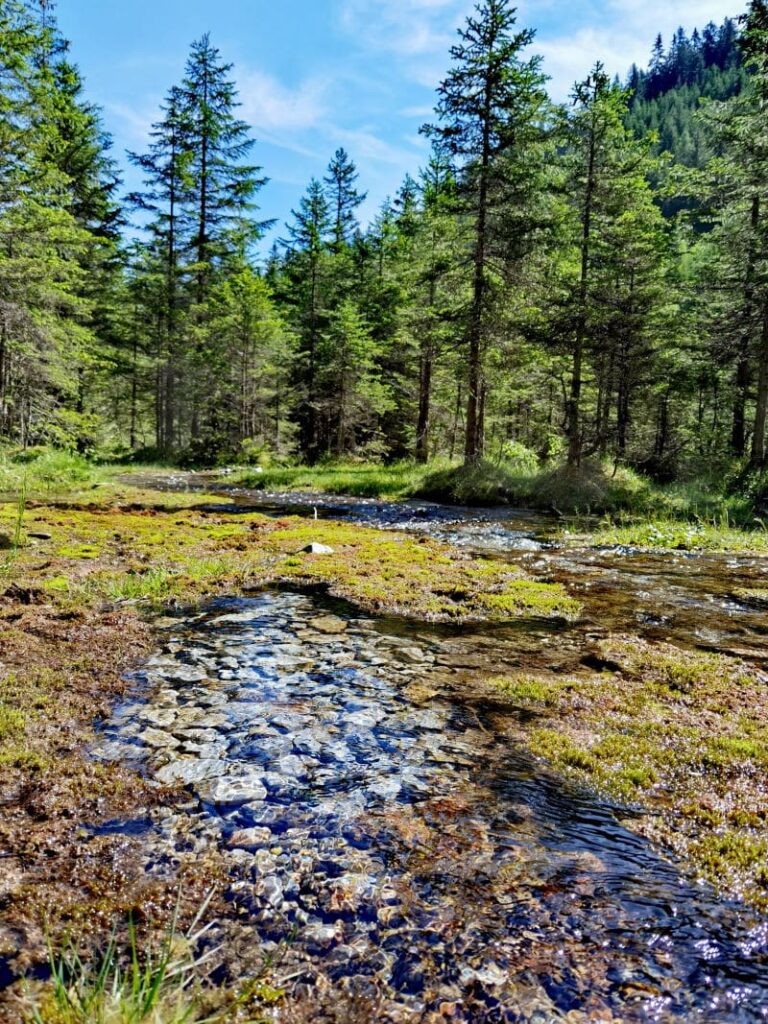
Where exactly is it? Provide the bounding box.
[559,65,666,466]
[0,0,103,449]
[128,85,194,451]
[324,147,366,252]
[422,0,548,464]
[281,178,332,459]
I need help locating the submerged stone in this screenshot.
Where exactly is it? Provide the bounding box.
[228,826,273,849]
[154,758,228,786]
[309,614,348,633]
[197,774,268,806]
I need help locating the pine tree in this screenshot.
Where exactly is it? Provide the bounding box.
[422,0,548,464]
[316,299,391,455]
[560,64,667,465]
[323,147,366,252]
[0,0,102,449]
[128,85,194,451]
[281,178,332,459]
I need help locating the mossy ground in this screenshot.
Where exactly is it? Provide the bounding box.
[492,640,768,907]
[1,493,578,623]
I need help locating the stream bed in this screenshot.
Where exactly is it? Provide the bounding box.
[93,583,768,1022]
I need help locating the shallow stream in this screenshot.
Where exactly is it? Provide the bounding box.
[94,479,768,1021]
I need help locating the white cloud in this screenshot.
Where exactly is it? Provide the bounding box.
[331,126,423,167]
[238,71,330,132]
[105,101,157,145]
[338,0,471,59]
[535,1,744,99]
[536,28,640,99]
[606,0,743,29]
[400,103,435,117]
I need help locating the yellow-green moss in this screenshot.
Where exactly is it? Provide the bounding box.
[1,499,579,624]
[490,642,768,906]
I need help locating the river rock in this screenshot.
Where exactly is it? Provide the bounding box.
[257,875,284,908]
[157,664,208,683]
[140,707,176,728]
[345,707,385,729]
[369,778,401,801]
[396,645,430,663]
[292,730,325,757]
[309,614,348,634]
[154,758,228,786]
[228,826,273,849]
[459,963,508,989]
[274,754,307,778]
[140,727,179,749]
[197,773,268,806]
[303,922,340,949]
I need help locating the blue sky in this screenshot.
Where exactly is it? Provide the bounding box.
[56,0,742,250]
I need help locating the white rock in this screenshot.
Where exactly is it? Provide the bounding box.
[302,542,335,555]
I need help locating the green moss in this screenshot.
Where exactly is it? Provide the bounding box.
[703,735,768,768]
[0,496,580,625]
[477,583,581,618]
[491,641,768,904]
[492,674,582,707]
[43,575,70,593]
[0,670,59,770]
[56,543,102,559]
[692,831,768,889]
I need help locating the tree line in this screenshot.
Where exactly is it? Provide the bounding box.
[1,0,767,482]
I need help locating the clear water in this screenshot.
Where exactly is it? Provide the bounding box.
[94,591,768,1022]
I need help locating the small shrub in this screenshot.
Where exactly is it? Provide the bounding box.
[498,440,539,474]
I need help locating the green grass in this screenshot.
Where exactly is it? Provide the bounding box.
[233,458,455,499]
[0,447,111,499]
[568,516,768,553]
[24,896,237,1024]
[231,457,752,519]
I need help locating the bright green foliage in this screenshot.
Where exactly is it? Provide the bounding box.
[556,67,676,468]
[0,1,111,451]
[316,299,393,455]
[422,0,550,464]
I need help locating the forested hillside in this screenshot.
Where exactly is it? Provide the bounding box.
[626,19,746,165]
[1,0,768,495]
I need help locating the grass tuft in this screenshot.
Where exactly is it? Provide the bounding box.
[25,898,220,1024]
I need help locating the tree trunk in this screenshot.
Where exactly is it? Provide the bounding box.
[750,298,768,467]
[733,195,761,457]
[567,98,598,467]
[129,331,138,450]
[731,347,750,457]
[450,380,463,462]
[415,343,433,464]
[464,82,492,467]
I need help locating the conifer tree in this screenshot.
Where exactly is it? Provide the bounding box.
[323,147,366,252]
[422,0,548,464]
[128,85,194,451]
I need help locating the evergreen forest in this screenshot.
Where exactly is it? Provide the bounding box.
[1,1,768,498]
